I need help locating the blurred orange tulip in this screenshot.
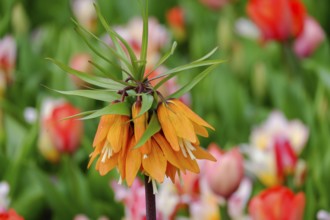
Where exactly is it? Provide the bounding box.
[249,186,305,220]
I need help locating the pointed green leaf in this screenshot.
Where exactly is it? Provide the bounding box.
[80,102,131,120]
[192,47,218,63]
[61,110,96,120]
[89,60,131,84]
[168,64,219,99]
[137,93,154,117]
[144,41,177,79]
[94,4,139,76]
[73,21,134,76]
[138,0,149,80]
[153,59,226,90]
[134,113,161,149]
[54,89,120,102]
[47,58,125,90]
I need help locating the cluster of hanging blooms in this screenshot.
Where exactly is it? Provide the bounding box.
[50,2,223,192]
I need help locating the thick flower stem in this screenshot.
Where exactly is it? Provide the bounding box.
[144,175,156,220]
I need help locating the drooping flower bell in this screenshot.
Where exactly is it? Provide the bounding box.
[51,3,223,190]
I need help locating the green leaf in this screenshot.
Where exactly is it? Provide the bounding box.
[47,58,125,90]
[192,47,218,63]
[61,110,96,120]
[144,41,177,79]
[137,93,154,117]
[89,60,131,84]
[153,59,226,90]
[168,64,219,99]
[134,113,161,149]
[54,89,120,102]
[80,102,131,120]
[138,0,149,80]
[73,21,134,76]
[94,4,139,77]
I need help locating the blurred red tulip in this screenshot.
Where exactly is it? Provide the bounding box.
[273,136,298,183]
[247,0,306,42]
[0,209,24,220]
[249,186,305,220]
[204,144,244,199]
[293,17,325,58]
[39,100,83,162]
[166,7,186,41]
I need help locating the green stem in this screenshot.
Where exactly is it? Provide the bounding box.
[220,202,231,220]
[282,41,302,77]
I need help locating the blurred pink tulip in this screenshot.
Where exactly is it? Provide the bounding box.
[199,0,231,10]
[69,53,93,87]
[38,99,83,162]
[228,178,252,219]
[0,35,16,96]
[0,182,10,212]
[204,144,244,199]
[72,0,97,32]
[107,17,169,68]
[293,17,325,58]
[112,179,147,220]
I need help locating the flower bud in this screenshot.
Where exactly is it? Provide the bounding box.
[204,144,244,199]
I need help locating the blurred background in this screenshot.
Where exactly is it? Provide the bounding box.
[0,0,330,219]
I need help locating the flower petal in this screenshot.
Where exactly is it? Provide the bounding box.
[126,139,142,186]
[194,146,217,162]
[142,139,167,183]
[96,153,118,176]
[93,115,115,146]
[170,99,214,130]
[157,103,180,151]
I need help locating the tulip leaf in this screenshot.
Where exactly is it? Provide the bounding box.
[153,59,226,90]
[134,113,161,149]
[168,64,219,99]
[54,89,120,102]
[47,58,126,90]
[137,93,154,117]
[80,102,131,120]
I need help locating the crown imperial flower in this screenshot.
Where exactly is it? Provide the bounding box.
[51,3,223,192]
